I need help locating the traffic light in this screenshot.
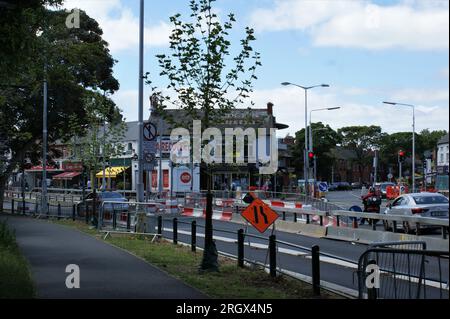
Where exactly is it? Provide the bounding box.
[398,150,405,163]
[308,151,315,168]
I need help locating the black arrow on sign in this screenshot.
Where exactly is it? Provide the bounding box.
[253,205,268,224]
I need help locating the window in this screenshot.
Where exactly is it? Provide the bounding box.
[441,153,444,163]
[412,195,448,204]
[128,143,132,151]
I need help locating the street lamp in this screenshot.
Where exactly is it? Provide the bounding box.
[281,82,329,195]
[383,101,416,192]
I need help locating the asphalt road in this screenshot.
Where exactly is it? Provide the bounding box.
[155,216,448,299]
[1,215,206,299]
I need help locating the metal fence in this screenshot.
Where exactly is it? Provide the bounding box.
[358,245,449,299]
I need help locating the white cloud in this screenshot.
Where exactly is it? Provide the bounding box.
[250,0,449,51]
[63,0,171,53]
[246,86,449,136]
[389,88,449,104]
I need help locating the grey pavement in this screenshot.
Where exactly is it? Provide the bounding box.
[1,215,206,299]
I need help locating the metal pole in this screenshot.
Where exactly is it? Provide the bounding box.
[158,117,163,194]
[136,0,145,203]
[102,102,106,191]
[412,106,416,193]
[304,88,309,195]
[42,64,48,215]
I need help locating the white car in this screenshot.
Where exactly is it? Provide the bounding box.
[383,192,449,233]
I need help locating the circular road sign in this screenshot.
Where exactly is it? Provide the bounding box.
[180,172,192,183]
[143,122,157,141]
[318,182,328,192]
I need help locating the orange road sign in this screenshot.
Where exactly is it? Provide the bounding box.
[241,193,279,233]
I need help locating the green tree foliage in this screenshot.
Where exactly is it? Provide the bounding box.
[0,2,120,212]
[292,122,341,181]
[152,0,261,271]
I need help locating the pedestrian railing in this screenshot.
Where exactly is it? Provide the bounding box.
[357,246,449,299]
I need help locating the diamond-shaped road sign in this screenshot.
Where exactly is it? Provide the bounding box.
[241,192,279,233]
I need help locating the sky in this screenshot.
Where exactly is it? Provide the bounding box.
[61,0,449,137]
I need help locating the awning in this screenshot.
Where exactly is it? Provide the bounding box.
[53,172,82,180]
[96,166,129,178]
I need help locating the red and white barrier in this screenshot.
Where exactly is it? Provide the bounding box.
[182,207,232,221]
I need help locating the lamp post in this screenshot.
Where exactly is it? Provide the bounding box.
[281,82,329,195]
[383,101,416,192]
[136,0,145,203]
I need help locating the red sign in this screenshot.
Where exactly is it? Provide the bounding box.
[241,193,279,233]
[62,162,83,172]
[180,172,191,183]
[151,170,169,188]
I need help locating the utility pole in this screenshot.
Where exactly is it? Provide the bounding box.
[136,0,145,202]
[42,64,48,215]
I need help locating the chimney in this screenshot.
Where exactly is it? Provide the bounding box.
[267,102,273,115]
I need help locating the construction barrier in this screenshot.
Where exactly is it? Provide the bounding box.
[181,207,233,221]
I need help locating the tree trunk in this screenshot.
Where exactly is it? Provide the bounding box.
[0,177,6,214]
[200,164,219,272]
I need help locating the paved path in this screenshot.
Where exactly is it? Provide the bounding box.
[1,215,206,299]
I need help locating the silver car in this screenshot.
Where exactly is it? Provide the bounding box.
[383,192,449,233]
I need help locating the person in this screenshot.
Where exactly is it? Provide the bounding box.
[360,186,381,225]
[87,180,91,189]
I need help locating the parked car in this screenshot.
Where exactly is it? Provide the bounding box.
[383,192,449,233]
[79,191,129,216]
[328,182,352,191]
[351,182,362,189]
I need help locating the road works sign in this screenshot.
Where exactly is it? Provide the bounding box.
[241,192,279,233]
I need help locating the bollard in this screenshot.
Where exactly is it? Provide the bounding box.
[126,213,131,231]
[282,212,286,221]
[352,217,358,229]
[306,214,310,224]
[191,221,196,252]
[372,219,377,231]
[237,229,244,268]
[319,216,323,226]
[442,226,447,240]
[312,245,321,296]
[57,203,61,220]
[72,204,76,221]
[416,223,420,236]
[294,213,297,223]
[47,203,50,217]
[113,211,117,229]
[269,235,276,278]
[173,218,178,245]
[85,206,89,224]
[35,203,38,216]
[11,199,14,214]
[157,215,162,235]
[336,215,340,227]
[392,221,397,233]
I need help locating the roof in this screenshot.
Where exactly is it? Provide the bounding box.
[437,133,449,145]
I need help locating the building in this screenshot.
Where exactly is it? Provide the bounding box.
[145,103,288,193]
[436,133,449,192]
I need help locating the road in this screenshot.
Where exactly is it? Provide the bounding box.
[154,216,449,299]
[1,215,206,299]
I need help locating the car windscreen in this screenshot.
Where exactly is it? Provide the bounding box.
[412,196,449,205]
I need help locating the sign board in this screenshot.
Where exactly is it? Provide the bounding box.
[241,192,279,233]
[318,182,328,192]
[143,122,157,141]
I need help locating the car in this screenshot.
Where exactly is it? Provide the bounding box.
[383,192,449,233]
[80,191,129,216]
[351,182,362,189]
[376,182,396,198]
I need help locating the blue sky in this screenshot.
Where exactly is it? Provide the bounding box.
[62,0,449,136]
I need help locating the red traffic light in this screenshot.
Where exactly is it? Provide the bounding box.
[398,150,405,156]
[308,151,314,159]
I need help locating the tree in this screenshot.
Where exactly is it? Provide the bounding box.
[0,3,120,212]
[292,122,341,182]
[152,0,261,271]
[338,126,386,183]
